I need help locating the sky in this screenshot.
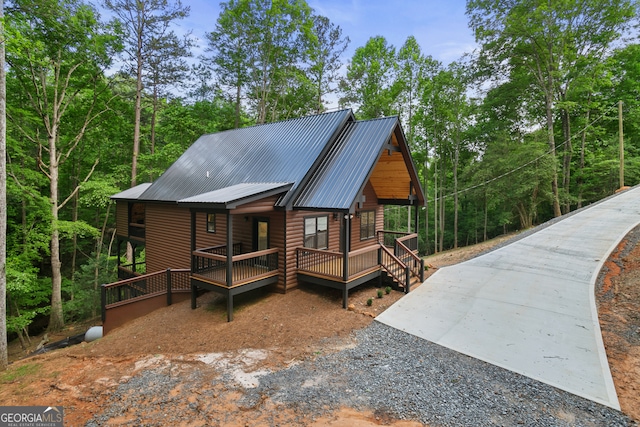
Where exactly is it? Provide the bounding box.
[177,0,477,67]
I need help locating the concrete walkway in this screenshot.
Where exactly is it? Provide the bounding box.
[377,186,640,410]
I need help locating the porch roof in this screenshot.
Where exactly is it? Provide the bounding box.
[111,183,152,201]
[177,182,293,209]
[293,117,425,210]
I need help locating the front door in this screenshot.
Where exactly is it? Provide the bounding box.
[253,218,269,251]
[253,218,269,268]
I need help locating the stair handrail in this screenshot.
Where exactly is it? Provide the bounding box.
[395,238,425,282]
[379,244,410,291]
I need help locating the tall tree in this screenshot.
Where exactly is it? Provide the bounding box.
[6,0,119,331]
[104,0,190,187]
[467,0,636,216]
[307,14,349,113]
[206,0,315,124]
[0,0,7,370]
[146,29,192,163]
[340,36,398,119]
[206,0,253,128]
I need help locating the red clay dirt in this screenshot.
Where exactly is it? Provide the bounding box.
[2,232,639,426]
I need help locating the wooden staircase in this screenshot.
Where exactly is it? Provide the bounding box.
[378,234,425,293]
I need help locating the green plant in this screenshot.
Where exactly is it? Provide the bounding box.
[366,298,373,306]
[377,289,383,298]
[385,286,392,294]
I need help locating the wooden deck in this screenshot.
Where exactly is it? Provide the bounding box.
[192,265,279,288]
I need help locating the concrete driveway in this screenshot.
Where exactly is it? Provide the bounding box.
[376,186,640,409]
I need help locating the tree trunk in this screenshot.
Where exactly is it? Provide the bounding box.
[577,107,590,209]
[544,91,562,217]
[132,26,144,188]
[48,130,64,332]
[0,0,7,370]
[561,107,572,214]
[453,142,459,249]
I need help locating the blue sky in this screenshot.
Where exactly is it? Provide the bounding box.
[178,0,476,66]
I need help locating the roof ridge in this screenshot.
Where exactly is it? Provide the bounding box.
[200,109,354,137]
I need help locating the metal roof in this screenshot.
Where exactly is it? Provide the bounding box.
[111,183,152,200]
[293,117,399,210]
[138,109,353,203]
[177,182,292,209]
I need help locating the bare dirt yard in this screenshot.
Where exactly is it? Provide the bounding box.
[2,231,639,426]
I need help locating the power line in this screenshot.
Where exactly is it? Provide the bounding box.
[424,103,616,204]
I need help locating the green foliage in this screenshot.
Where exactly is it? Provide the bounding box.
[64,251,116,322]
[340,36,397,119]
[385,286,392,295]
[377,289,383,299]
[366,298,373,307]
[6,257,50,335]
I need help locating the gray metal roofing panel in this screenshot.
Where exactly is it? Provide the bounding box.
[138,109,352,202]
[294,117,398,210]
[111,183,152,200]
[177,182,292,206]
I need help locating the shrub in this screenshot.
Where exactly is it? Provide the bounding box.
[366,298,373,306]
[377,289,383,298]
[385,286,392,294]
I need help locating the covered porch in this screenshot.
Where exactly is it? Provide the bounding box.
[180,183,291,321]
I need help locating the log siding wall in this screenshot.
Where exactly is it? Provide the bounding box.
[117,184,385,293]
[116,201,128,239]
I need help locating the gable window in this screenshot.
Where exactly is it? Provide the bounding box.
[360,210,376,240]
[207,213,216,233]
[304,216,328,249]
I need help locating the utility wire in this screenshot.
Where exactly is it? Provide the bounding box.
[424,103,616,204]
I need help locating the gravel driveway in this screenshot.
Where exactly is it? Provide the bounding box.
[87,322,635,426]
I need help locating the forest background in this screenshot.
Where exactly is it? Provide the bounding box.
[1,0,639,366]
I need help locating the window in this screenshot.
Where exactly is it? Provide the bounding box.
[360,210,376,240]
[304,216,328,249]
[206,213,216,233]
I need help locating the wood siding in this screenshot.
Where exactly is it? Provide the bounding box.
[146,204,192,273]
[286,181,384,291]
[116,201,128,239]
[351,181,383,252]
[129,186,385,292]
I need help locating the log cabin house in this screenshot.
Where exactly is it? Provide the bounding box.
[104,109,425,330]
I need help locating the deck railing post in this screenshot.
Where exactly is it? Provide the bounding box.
[166,268,172,306]
[405,266,411,293]
[420,259,425,282]
[101,284,107,323]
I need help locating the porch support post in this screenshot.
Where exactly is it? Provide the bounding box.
[226,211,234,321]
[117,239,121,270]
[342,213,350,308]
[190,210,197,310]
[131,243,137,273]
[414,204,419,235]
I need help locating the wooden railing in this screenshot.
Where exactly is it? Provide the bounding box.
[396,233,418,253]
[128,222,146,239]
[101,268,191,321]
[377,230,412,248]
[296,245,380,281]
[297,247,343,279]
[379,245,411,292]
[347,246,379,278]
[117,263,146,280]
[395,239,424,282]
[197,242,243,256]
[192,247,278,287]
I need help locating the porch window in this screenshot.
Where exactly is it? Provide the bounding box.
[304,216,328,249]
[207,213,216,233]
[360,210,375,240]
